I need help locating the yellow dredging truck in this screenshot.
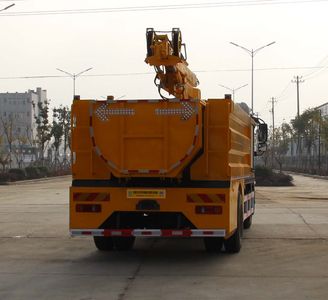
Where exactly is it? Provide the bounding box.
[69,28,268,253]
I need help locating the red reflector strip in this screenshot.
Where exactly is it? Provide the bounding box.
[198,194,212,203]
[195,205,222,215]
[76,204,101,213]
[73,193,110,202]
[203,231,214,235]
[133,229,161,236]
[149,170,160,174]
[162,230,192,237]
[128,170,139,174]
[180,154,188,163]
[86,193,98,201]
[216,194,225,202]
[82,231,92,235]
[187,194,225,203]
[100,155,108,163]
[103,229,133,237]
[70,229,226,237]
[91,136,96,147]
[141,231,153,235]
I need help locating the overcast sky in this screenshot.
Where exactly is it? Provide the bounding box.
[1,0,328,126]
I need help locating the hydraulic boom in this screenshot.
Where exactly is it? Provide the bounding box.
[145,28,201,100]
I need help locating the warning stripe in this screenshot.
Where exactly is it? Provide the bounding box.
[187,194,225,203]
[73,193,110,202]
[70,228,226,237]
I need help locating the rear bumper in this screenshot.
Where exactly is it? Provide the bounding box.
[70,228,226,237]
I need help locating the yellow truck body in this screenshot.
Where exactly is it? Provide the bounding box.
[70,96,257,252]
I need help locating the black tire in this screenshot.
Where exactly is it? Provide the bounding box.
[146,29,155,57]
[204,237,224,253]
[243,215,253,229]
[224,192,243,253]
[113,237,135,251]
[172,29,182,57]
[94,236,114,251]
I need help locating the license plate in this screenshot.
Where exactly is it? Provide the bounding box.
[127,189,166,199]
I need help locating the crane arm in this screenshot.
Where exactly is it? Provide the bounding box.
[145,28,201,100]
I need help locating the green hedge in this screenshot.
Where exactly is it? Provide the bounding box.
[8,168,26,181]
[0,172,10,183]
[0,166,69,184]
[255,165,293,186]
[37,166,49,177]
[25,167,41,179]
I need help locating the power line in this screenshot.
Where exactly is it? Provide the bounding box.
[1,0,328,16]
[276,81,292,100]
[0,65,326,80]
[274,52,328,106]
[303,64,328,81]
[303,52,328,80]
[0,73,153,80]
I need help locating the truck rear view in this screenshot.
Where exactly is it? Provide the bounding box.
[69,28,267,253]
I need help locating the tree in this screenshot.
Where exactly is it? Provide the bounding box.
[320,116,328,153]
[12,133,28,169]
[51,108,64,169]
[291,109,321,156]
[274,123,292,172]
[33,99,52,165]
[0,114,17,169]
[53,106,71,166]
[0,131,10,172]
[261,126,273,167]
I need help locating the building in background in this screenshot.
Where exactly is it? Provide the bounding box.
[317,102,328,117]
[0,87,47,167]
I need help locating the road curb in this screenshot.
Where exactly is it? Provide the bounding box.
[1,175,71,186]
[286,171,328,181]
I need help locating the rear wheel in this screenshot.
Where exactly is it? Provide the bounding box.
[243,215,253,229]
[204,237,224,253]
[113,237,135,251]
[224,192,243,253]
[94,236,114,251]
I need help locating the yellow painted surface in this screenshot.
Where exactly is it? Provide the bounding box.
[70,186,231,231]
[70,98,253,236]
[191,99,252,180]
[71,100,203,179]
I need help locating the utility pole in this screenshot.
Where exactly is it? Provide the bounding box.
[292,75,304,166]
[292,75,304,117]
[318,109,321,173]
[270,97,276,168]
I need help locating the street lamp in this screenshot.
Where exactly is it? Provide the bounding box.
[230,41,275,113]
[56,67,93,99]
[0,3,15,12]
[218,83,248,101]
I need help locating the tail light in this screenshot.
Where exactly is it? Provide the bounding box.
[76,204,101,213]
[195,205,222,215]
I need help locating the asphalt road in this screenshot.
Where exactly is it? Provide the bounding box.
[0,174,327,300]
